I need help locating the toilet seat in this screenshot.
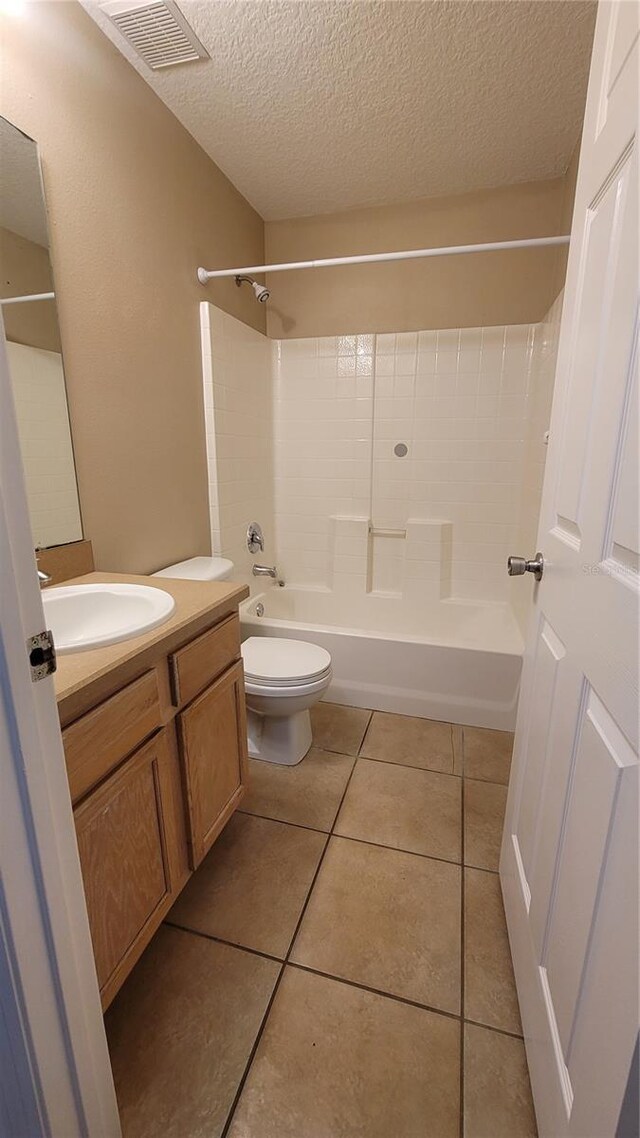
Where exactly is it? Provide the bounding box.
[241,637,331,688]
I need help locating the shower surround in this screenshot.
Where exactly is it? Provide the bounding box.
[201,299,562,726]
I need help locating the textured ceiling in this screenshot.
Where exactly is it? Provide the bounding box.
[0,117,49,247]
[83,0,596,221]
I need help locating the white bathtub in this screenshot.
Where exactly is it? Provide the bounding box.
[240,586,523,730]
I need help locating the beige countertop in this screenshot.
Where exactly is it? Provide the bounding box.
[50,572,249,711]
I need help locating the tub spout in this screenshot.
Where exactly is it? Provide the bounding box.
[253,564,278,578]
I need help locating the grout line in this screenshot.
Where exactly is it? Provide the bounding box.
[287,961,461,1024]
[357,709,374,755]
[463,1018,524,1041]
[238,805,465,869]
[220,749,360,1135]
[330,830,463,869]
[265,743,509,787]
[163,921,284,965]
[309,743,364,760]
[235,808,330,837]
[239,793,502,873]
[357,751,461,777]
[216,712,509,1134]
[166,920,524,1041]
[463,774,510,790]
[283,753,361,959]
[219,962,287,1138]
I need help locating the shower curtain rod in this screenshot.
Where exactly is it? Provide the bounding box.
[197,234,570,283]
[0,292,55,305]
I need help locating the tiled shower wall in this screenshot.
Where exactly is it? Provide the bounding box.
[273,334,374,587]
[202,302,560,611]
[274,322,553,604]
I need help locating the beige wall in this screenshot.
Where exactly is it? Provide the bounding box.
[0,226,61,352]
[1,0,265,572]
[265,175,575,339]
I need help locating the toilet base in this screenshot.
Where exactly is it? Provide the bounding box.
[246,707,312,765]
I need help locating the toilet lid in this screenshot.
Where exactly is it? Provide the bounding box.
[242,637,331,684]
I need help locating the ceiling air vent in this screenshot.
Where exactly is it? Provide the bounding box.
[99,0,209,70]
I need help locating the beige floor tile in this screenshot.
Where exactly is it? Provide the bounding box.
[169,813,326,958]
[464,778,508,871]
[463,727,514,785]
[465,868,522,1034]
[452,723,464,775]
[241,747,355,831]
[106,926,280,1138]
[335,757,461,862]
[464,1022,538,1137]
[227,966,460,1138]
[310,701,372,755]
[291,836,461,1013]
[360,711,454,773]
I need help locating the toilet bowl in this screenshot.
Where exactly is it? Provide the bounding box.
[241,636,332,765]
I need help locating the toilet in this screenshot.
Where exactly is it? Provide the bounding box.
[153,556,331,765]
[242,636,332,765]
[153,555,234,582]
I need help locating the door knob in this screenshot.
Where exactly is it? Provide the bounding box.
[507,552,544,581]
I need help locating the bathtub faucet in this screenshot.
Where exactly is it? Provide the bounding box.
[252,564,278,578]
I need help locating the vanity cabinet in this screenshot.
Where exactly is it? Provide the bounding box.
[60,603,249,1009]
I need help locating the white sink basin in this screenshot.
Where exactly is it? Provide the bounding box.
[43,583,176,654]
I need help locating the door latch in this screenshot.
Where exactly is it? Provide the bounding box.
[27,630,57,682]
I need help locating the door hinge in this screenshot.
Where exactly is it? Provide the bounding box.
[27,630,57,682]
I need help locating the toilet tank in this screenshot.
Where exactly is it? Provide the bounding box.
[152,556,234,582]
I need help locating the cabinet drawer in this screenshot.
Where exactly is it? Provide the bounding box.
[63,669,162,803]
[74,731,172,1005]
[170,613,240,707]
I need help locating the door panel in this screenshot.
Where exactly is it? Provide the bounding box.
[606,354,638,572]
[501,5,639,1135]
[566,762,639,1137]
[516,619,566,887]
[544,688,636,1054]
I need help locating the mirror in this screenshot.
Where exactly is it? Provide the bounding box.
[0,116,83,549]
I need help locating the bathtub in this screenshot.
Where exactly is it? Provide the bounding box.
[240,587,523,730]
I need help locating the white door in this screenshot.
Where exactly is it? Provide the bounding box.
[0,311,121,1132]
[500,3,639,1137]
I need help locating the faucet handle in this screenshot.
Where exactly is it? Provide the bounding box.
[247,522,264,553]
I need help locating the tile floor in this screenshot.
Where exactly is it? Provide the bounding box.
[105,703,538,1138]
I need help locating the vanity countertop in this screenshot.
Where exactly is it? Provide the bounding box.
[50,571,249,715]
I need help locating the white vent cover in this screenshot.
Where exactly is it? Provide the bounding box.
[99,0,209,70]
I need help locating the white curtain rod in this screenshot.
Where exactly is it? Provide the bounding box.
[0,292,55,305]
[197,234,570,283]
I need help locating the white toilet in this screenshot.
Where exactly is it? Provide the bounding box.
[241,637,332,766]
[153,555,234,582]
[153,556,332,765]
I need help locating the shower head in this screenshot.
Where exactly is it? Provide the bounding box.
[252,280,270,303]
[235,274,270,303]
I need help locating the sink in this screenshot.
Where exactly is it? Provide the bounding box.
[42,583,176,654]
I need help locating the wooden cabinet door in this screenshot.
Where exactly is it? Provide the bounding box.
[178,660,248,868]
[74,730,172,1007]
